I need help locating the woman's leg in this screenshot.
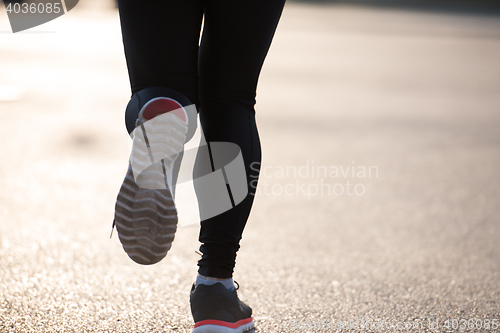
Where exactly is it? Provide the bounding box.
[117,0,204,104]
[115,0,204,264]
[196,0,286,278]
[190,2,286,331]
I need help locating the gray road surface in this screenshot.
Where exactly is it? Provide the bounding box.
[1,2,500,332]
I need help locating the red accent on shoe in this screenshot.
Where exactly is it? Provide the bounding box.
[194,318,253,329]
[141,98,187,122]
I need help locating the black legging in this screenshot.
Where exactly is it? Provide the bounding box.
[118,0,286,278]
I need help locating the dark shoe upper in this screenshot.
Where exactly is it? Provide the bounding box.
[190,282,252,324]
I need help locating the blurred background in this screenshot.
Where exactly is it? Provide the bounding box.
[1,0,499,332]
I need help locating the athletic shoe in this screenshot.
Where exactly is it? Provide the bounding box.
[113,97,188,265]
[190,282,254,333]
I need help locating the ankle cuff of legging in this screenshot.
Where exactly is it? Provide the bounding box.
[197,252,236,279]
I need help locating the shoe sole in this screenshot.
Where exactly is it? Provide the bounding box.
[114,98,188,265]
[192,319,254,333]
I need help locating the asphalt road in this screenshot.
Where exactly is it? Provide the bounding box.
[1,2,499,332]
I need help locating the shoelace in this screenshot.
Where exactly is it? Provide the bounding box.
[110,220,115,238]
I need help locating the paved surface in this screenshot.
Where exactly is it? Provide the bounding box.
[1,2,500,332]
